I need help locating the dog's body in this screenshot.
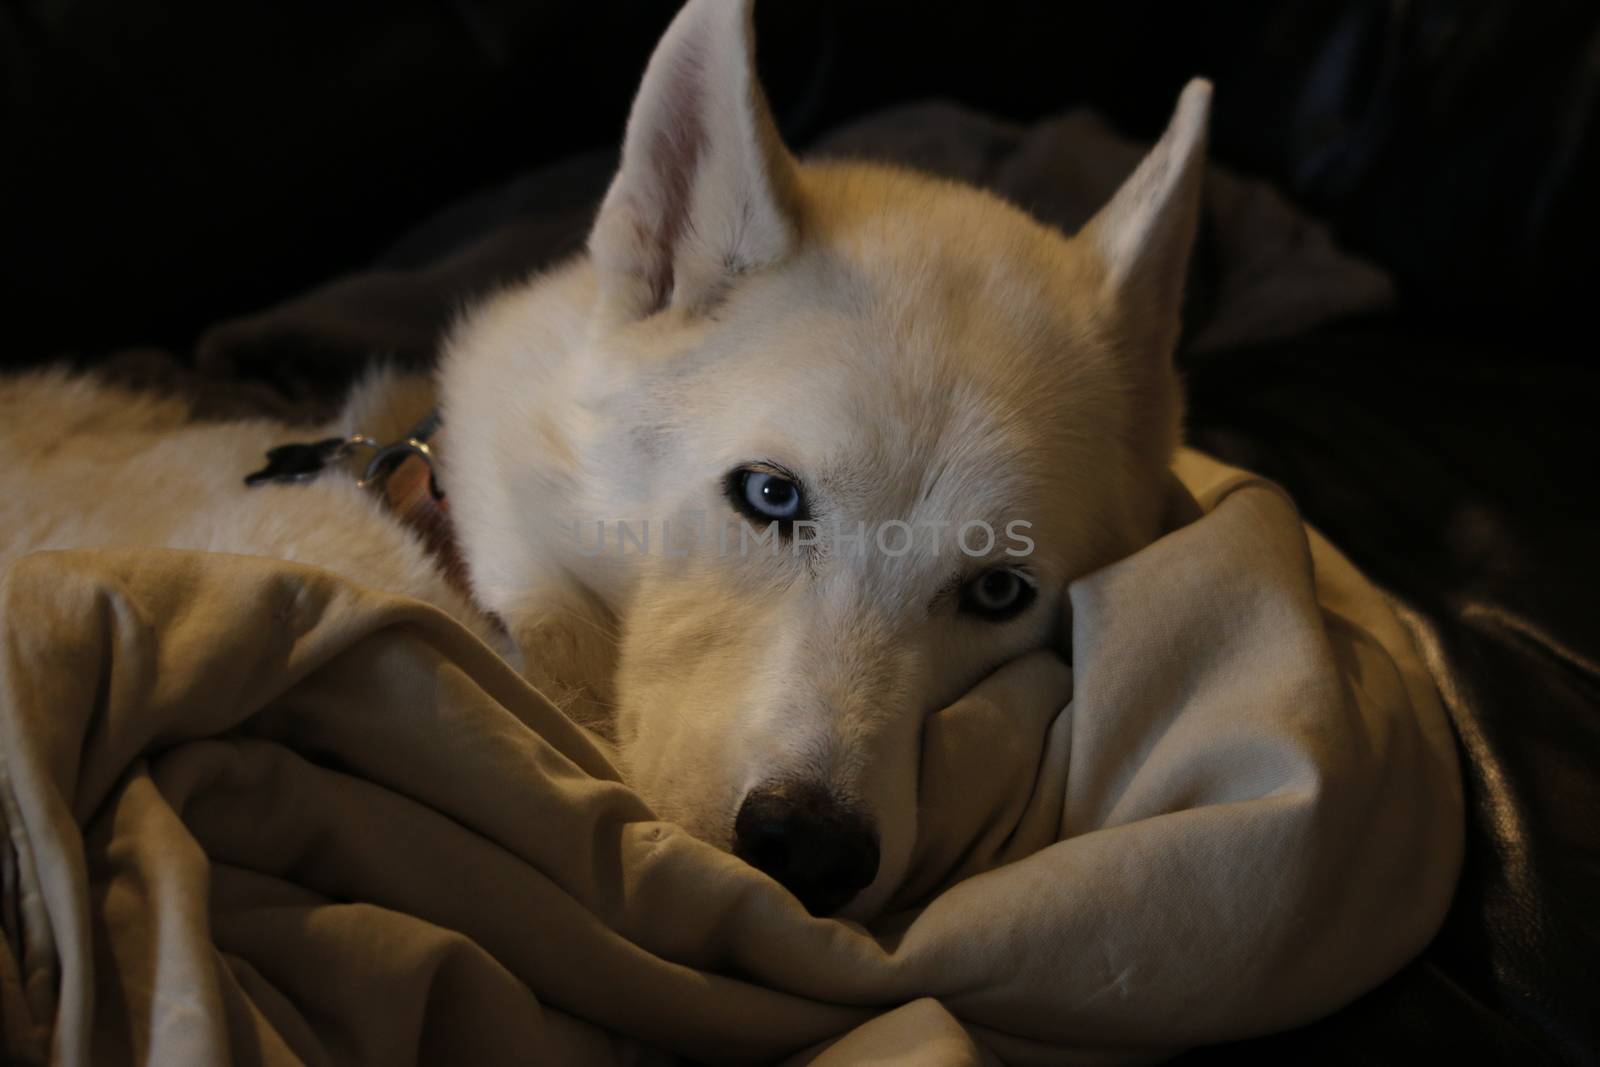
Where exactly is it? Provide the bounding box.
[2,0,1209,917]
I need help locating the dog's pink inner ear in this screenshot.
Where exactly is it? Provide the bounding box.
[636,49,710,311]
[589,0,800,324]
[1079,78,1213,352]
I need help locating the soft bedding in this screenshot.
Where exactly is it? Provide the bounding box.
[0,449,1461,1065]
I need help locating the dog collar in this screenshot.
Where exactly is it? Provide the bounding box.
[244,411,472,595]
[243,410,442,491]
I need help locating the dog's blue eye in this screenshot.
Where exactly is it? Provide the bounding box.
[744,471,799,518]
[960,568,1036,620]
[730,468,805,522]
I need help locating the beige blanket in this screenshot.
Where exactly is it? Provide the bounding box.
[0,450,1462,1066]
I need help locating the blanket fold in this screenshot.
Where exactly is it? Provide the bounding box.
[0,450,1461,1066]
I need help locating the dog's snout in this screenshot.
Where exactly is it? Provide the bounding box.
[732,783,880,916]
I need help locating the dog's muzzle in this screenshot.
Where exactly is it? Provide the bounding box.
[732,782,879,916]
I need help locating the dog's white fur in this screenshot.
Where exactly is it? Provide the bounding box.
[1,0,1209,918]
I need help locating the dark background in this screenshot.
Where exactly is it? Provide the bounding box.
[3,0,1596,364]
[4,2,1598,1063]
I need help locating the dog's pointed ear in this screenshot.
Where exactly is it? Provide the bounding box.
[589,0,800,324]
[1079,79,1211,352]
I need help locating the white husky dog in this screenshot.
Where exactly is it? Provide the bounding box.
[0,0,1209,918]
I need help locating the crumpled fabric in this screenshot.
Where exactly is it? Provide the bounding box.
[0,449,1461,1065]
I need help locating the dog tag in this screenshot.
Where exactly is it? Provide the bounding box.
[243,437,350,486]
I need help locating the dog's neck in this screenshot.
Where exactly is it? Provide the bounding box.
[380,432,476,601]
[254,399,487,617]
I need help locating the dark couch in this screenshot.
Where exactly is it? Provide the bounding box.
[4,2,1596,1062]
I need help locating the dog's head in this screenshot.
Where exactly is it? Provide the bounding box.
[445,0,1208,919]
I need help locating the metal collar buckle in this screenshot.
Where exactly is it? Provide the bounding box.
[243,412,444,501]
[353,435,444,500]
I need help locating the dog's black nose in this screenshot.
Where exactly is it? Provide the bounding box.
[732,783,880,916]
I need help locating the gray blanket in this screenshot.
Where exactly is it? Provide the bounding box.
[104,102,1393,417]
